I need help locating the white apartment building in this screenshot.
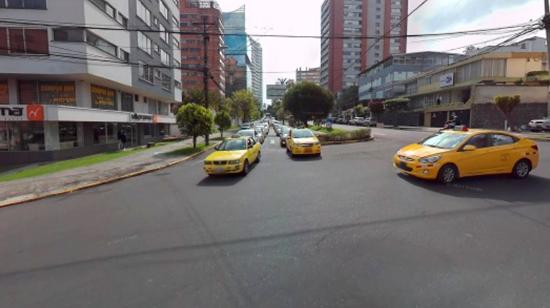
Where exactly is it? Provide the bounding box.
[0,0,182,164]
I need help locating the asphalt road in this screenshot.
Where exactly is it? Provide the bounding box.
[1,128,550,308]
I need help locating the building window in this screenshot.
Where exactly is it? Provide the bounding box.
[0,28,48,54]
[172,34,179,48]
[92,123,106,144]
[137,31,152,54]
[121,92,134,112]
[137,0,151,26]
[171,15,178,29]
[160,49,170,66]
[18,81,76,105]
[59,122,78,148]
[119,49,129,62]
[159,0,169,20]
[159,23,169,43]
[116,13,128,28]
[161,74,171,90]
[86,30,117,57]
[152,42,160,54]
[1,0,47,9]
[138,61,154,83]
[53,28,84,42]
[91,84,117,110]
[89,0,115,19]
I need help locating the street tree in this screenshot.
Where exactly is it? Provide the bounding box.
[337,85,359,110]
[176,103,213,148]
[495,95,521,130]
[283,81,333,127]
[384,98,409,112]
[368,101,385,121]
[214,109,232,138]
[183,88,224,112]
[354,104,366,117]
[231,90,259,122]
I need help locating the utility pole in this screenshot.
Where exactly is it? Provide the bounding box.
[202,16,210,145]
[194,16,216,146]
[544,0,550,115]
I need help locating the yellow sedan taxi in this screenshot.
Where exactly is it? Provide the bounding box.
[286,128,322,156]
[394,129,539,184]
[204,137,261,176]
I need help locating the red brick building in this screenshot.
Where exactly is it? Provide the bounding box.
[180,0,225,96]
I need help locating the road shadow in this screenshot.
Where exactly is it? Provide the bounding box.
[397,173,550,204]
[196,163,259,187]
[286,151,323,161]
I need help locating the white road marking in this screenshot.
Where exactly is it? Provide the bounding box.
[270,139,275,145]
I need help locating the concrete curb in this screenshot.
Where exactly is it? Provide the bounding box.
[320,137,374,145]
[0,145,217,209]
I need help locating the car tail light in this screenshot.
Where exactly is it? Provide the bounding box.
[532,145,539,151]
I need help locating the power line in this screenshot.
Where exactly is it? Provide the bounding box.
[343,0,431,77]
[0,17,538,40]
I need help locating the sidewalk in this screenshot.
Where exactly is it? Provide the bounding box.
[383,125,550,141]
[0,134,222,207]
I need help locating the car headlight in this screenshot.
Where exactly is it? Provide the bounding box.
[228,160,241,165]
[419,155,442,164]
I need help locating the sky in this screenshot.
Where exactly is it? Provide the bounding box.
[215,0,545,105]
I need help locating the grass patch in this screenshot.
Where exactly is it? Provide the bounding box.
[309,125,346,134]
[164,143,207,156]
[0,147,147,183]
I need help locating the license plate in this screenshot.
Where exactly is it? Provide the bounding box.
[214,167,225,173]
[304,148,312,153]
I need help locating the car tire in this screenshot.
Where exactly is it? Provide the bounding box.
[241,160,250,176]
[437,164,458,184]
[512,159,531,179]
[256,151,261,163]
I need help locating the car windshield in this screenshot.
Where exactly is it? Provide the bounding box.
[217,139,246,151]
[421,132,468,149]
[292,130,314,138]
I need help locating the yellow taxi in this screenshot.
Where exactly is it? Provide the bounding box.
[286,128,322,156]
[394,128,540,184]
[204,137,261,176]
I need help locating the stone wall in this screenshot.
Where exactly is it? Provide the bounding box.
[470,103,548,129]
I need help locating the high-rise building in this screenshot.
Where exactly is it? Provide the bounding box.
[250,38,263,105]
[223,5,251,97]
[0,0,181,164]
[320,0,408,94]
[296,67,321,85]
[180,0,225,96]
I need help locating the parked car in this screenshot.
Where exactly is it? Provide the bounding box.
[203,137,261,176]
[394,128,540,184]
[349,117,364,126]
[357,117,376,127]
[528,119,550,132]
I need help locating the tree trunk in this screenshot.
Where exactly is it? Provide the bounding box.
[193,135,197,149]
[220,129,224,138]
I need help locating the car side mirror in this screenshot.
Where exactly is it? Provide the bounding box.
[214,144,220,151]
[462,145,477,151]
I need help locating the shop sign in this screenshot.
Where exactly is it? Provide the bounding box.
[0,105,44,121]
[39,82,76,106]
[129,113,153,123]
[439,72,454,88]
[91,85,117,110]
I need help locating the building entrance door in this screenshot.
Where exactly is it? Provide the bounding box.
[120,124,138,147]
